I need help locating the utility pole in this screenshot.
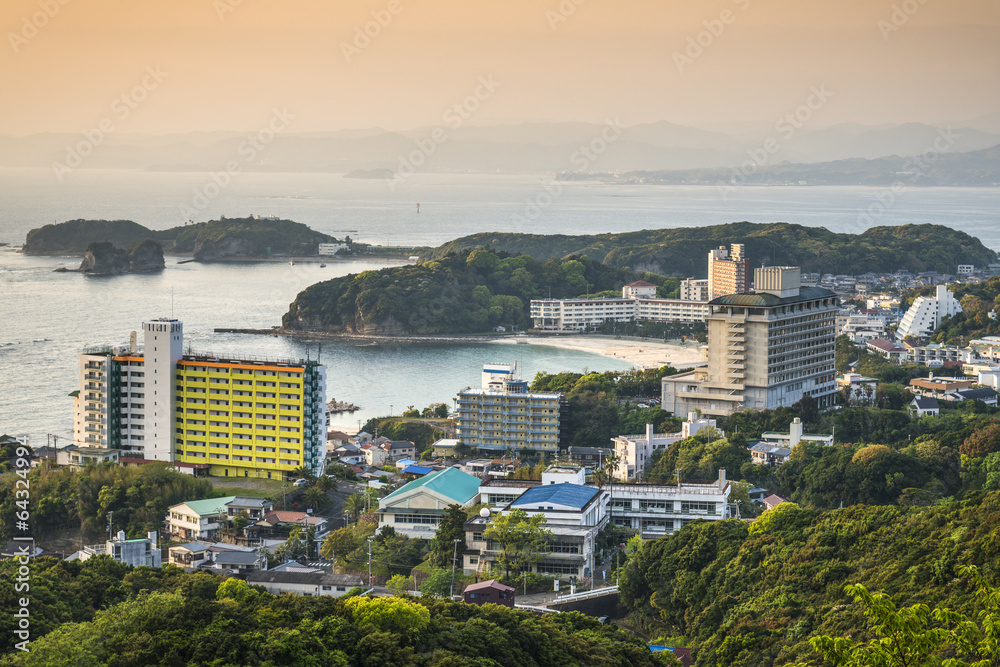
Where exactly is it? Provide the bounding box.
[367,536,374,590]
[449,538,461,599]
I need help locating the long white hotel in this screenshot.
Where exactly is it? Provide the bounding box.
[530,281,710,332]
[73,319,326,479]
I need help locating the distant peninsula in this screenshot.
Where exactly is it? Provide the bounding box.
[558,143,1000,187]
[420,222,999,277]
[343,168,394,180]
[23,216,344,260]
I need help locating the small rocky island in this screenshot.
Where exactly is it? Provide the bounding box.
[77,240,166,275]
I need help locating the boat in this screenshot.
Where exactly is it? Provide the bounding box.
[289,260,295,266]
[319,263,326,268]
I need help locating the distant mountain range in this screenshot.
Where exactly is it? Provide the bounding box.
[567,143,1000,187]
[2,121,998,180]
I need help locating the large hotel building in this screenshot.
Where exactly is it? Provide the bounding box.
[73,319,326,479]
[661,267,838,417]
[456,364,563,453]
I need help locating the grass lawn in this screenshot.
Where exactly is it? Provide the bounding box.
[207,477,287,500]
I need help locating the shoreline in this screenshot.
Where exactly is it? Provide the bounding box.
[217,327,706,369]
[493,334,705,369]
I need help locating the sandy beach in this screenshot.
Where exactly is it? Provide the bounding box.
[495,335,706,370]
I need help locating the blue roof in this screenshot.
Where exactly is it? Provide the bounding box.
[402,465,434,476]
[512,483,598,510]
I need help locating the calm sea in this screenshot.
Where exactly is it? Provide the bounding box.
[2,168,998,442]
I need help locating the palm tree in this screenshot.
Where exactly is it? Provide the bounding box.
[303,486,326,511]
[344,492,366,521]
[315,475,338,493]
[290,465,316,482]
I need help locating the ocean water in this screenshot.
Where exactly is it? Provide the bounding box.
[1,169,999,442]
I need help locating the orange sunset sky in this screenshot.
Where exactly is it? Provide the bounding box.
[1,0,998,134]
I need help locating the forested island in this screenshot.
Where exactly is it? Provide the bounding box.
[22,217,344,260]
[71,240,166,275]
[281,248,661,335]
[421,222,999,277]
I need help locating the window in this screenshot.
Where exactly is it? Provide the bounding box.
[395,514,440,525]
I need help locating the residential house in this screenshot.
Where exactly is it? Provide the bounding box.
[361,444,389,467]
[836,373,879,405]
[749,443,792,467]
[430,438,461,457]
[383,440,417,461]
[763,494,787,510]
[947,388,998,406]
[376,467,482,538]
[866,338,906,362]
[909,376,973,397]
[245,570,364,597]
[55,445,120,469]
[259,511,328,533]
[463,580,515,607]
[213,550,264,575]
[909,396,941,417]
[166,496,237,541]
[75,530,161,568]
[567,447,613,469]
[168,542,212,567]
[759,418,833,448]
[226,497,275,521]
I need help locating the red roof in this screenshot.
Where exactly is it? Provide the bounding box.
[625,280,657,287]
[464,579,515,593]
[867,338,903,352]
[263,511,311,524]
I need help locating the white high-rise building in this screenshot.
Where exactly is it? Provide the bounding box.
[143,319,184,461]
[896,285,962,341]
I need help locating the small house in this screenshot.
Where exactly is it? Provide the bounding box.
[463,579,515,607]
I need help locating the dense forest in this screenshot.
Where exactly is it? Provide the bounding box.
[282,248,641,335]
[23,217,339,258]
[619,491,1000,667]
[0,558,676,666]
[421,223,998,277]
[0,463,219,543]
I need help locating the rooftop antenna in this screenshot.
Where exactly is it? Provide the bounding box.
[171,286,174,319]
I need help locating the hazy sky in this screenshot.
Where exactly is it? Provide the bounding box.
[1,0,998,134]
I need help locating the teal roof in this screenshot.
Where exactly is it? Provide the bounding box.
[178,496,237,516]
[382,468,480,505]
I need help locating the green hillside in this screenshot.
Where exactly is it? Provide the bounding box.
[421,223,998,277]
[282,248,642,335]
[619,492,1000,667]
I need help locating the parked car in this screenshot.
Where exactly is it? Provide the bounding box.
[293,478,309,487]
